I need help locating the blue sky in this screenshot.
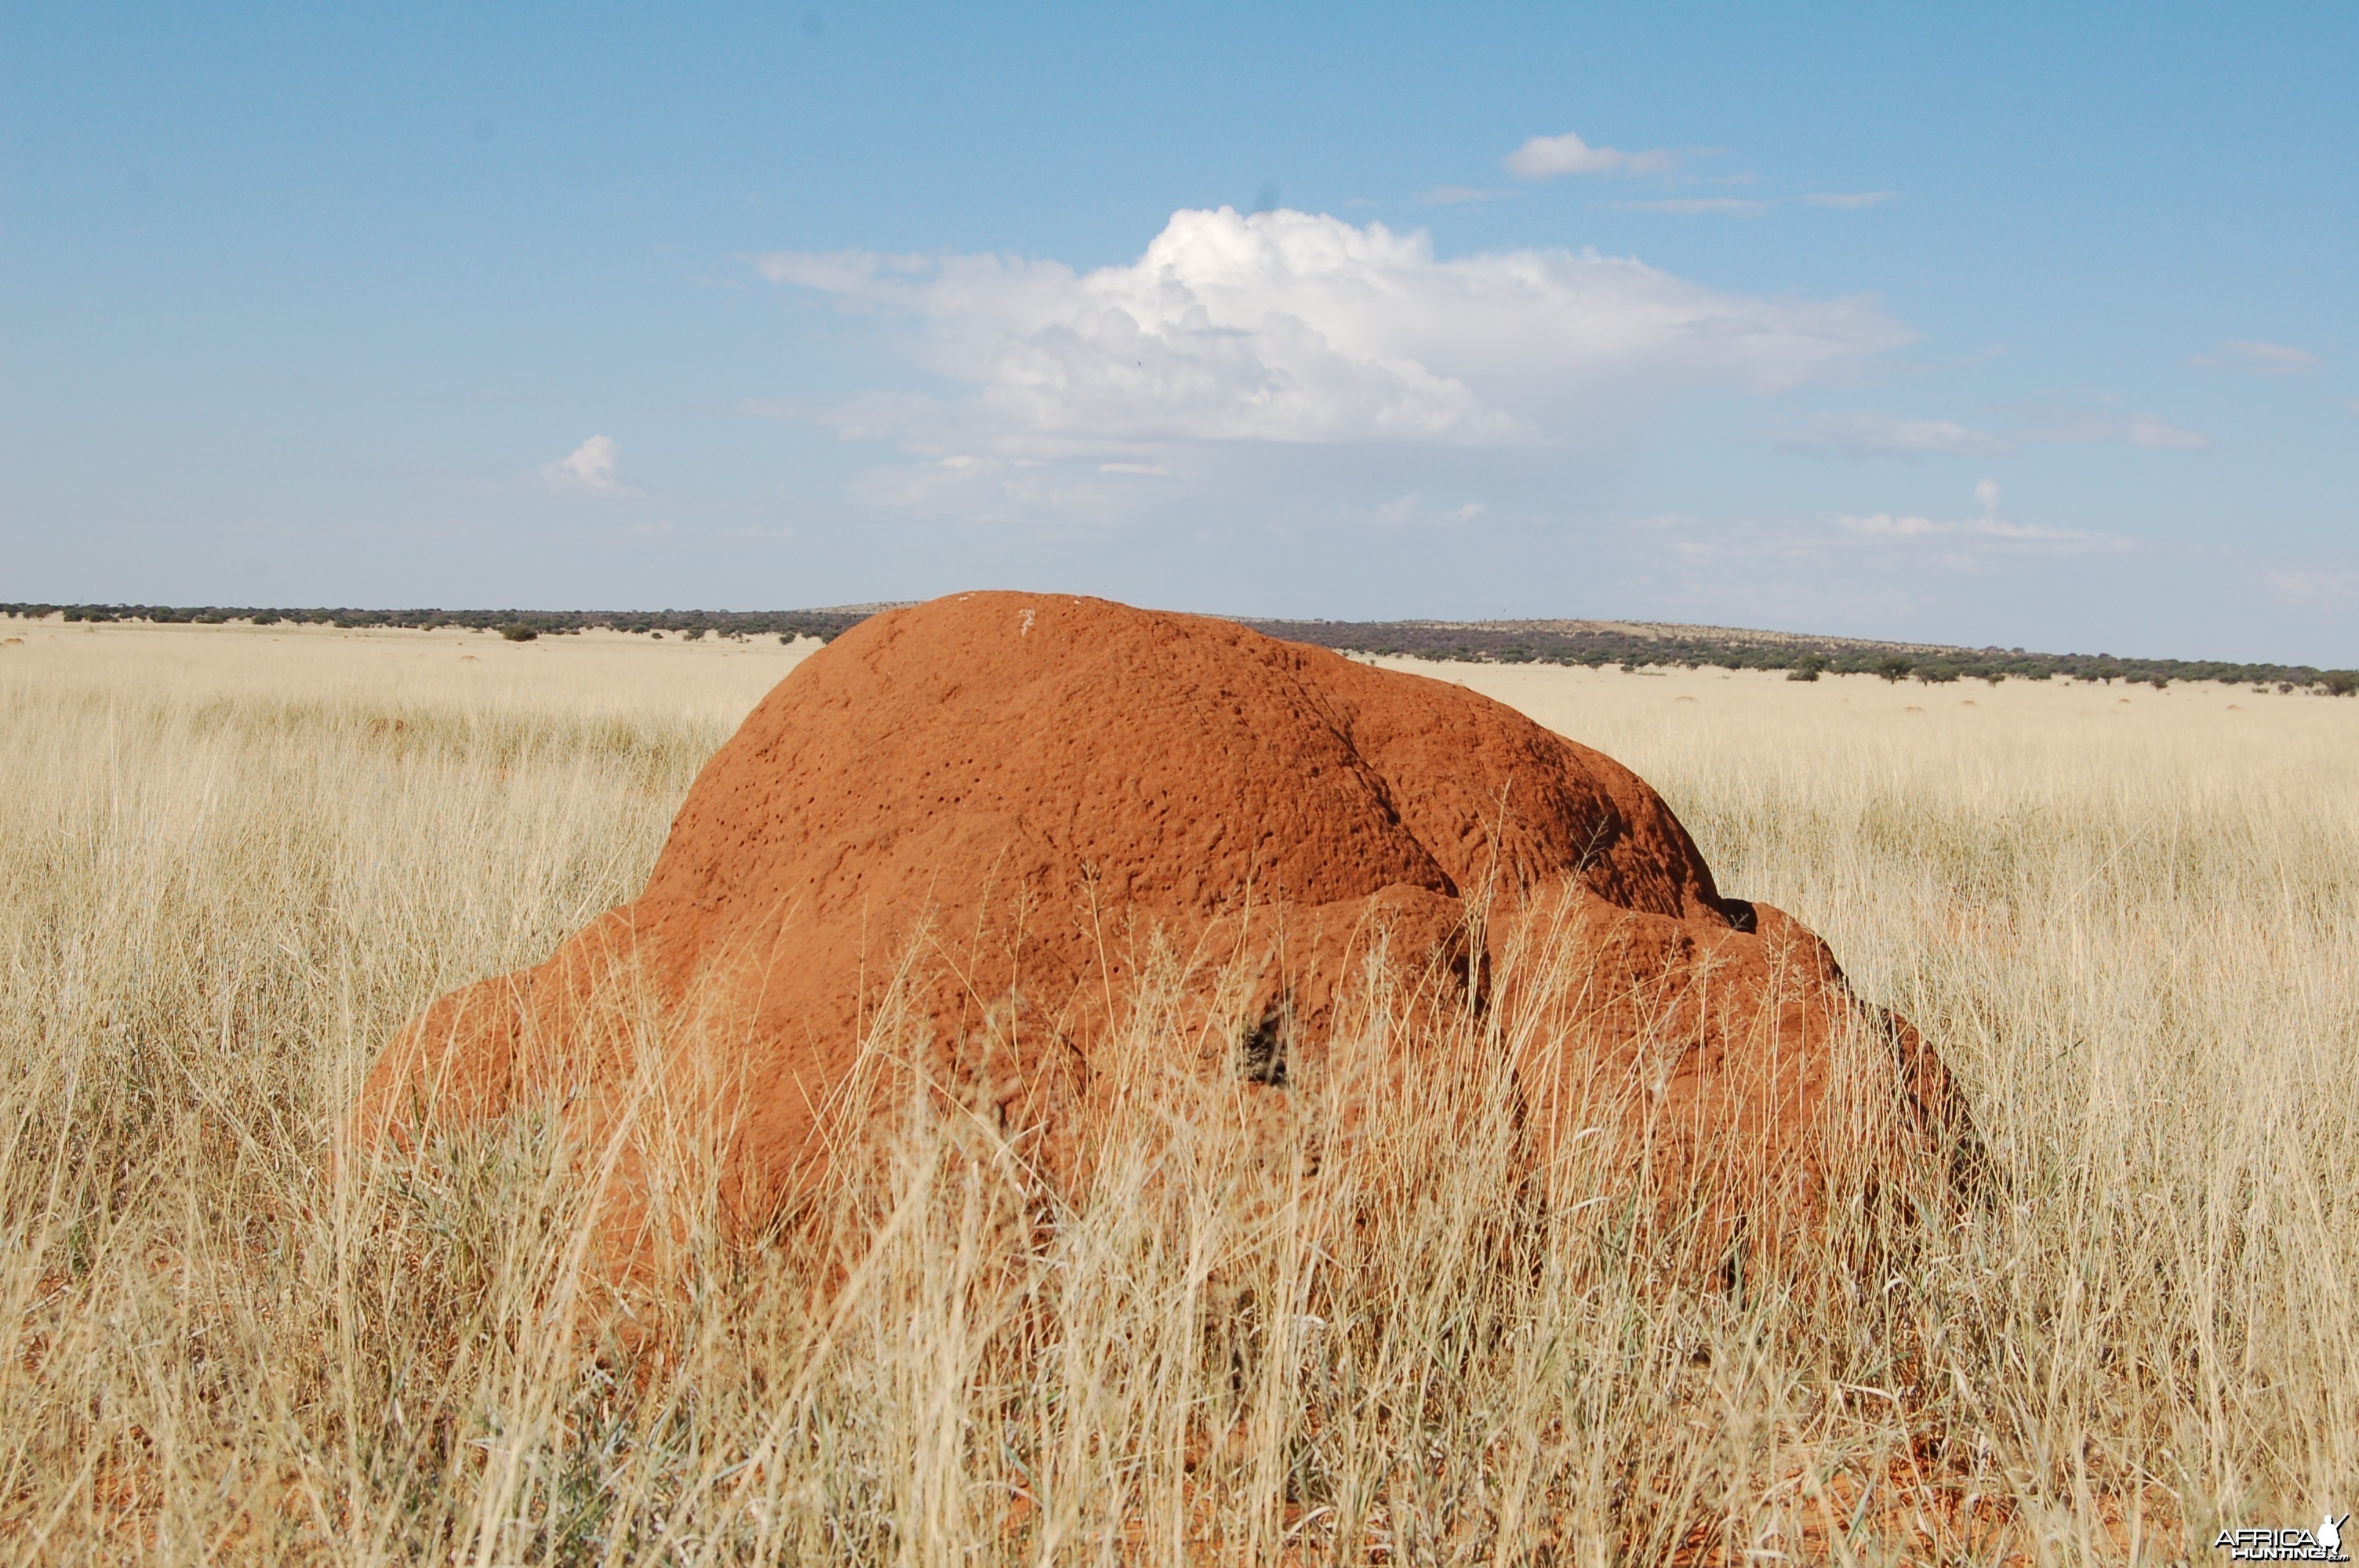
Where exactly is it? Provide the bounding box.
[5,2,2354,661]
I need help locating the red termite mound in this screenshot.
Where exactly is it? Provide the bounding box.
[358,591,1964,1251]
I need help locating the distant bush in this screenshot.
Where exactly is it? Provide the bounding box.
[2324,670,2357,697]
[1787,653,1826,683]
[498,624,538,642]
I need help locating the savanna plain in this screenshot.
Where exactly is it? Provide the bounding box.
[2,618,2353,1565]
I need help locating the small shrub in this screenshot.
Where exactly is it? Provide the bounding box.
[498,624,539,642]
[1876,655,1914,683]
[2323,670,2357,697]
[1787,654,1826,683]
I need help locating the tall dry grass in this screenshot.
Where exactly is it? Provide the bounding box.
[1,621,2353,1564]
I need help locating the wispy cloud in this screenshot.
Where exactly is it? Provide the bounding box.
[2260,564,2359,607]
[1616,197,1769,216]
[1618,192,1894,217]
[2191,339,2322,376]
[839,452,1135,528]
[1370,493,1487,530]
[1503,131,1678,179]
[757,206,1914,456]
[1831,479,2128,554]
[536,434,638,496]
[1415,185,1513,207]
[2019,412,2212,450]
[1801,191,1896,209]
[2121,414,2212,450]
[1773,411,2011,459]
[1773,405,2207,459]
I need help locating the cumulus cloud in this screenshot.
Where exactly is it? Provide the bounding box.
[1504,131,1678,179]
[2192,339,2322,376]
[537,434,635,495]
[1772,411,2011,460]
[756,206,1913,456]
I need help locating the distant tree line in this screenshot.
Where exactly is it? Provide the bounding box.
[0,604,878,643]
[5,602,2351,694]
[1239,618,2359,695]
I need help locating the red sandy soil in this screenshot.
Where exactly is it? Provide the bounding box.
[358,592,1961,1254]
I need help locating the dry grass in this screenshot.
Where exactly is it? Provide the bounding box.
[2,619,2354,1564]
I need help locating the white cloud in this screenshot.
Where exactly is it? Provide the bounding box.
[1503,131,1678,179]
[1615,198,1769,216]
[537,434,634,495]
[2193,340,2322,376]
[756,206,1913,456]
[1773,411,2012,459]
[1801,191,1896,209]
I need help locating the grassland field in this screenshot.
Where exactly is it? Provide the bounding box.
[2,616,2354,1564]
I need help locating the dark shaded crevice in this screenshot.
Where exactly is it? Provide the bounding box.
[1238,999,1289,1086]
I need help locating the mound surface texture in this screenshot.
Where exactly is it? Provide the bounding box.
[361,592,1960,1243]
